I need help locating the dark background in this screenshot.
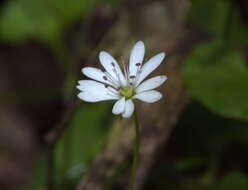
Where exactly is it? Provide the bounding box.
[0,0,248,189]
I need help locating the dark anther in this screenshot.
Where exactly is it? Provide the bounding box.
[111,62,115,67]
[135,63,141,66]
[104,84,109,88]
[129,75,135,79]
[103,76,108,80]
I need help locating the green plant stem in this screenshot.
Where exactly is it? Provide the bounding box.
[128,111,140,190]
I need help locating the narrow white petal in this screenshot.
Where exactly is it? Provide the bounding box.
[129,41,145,77]
[136,75,167,93]
[77,80,118,96]
[135,52,166,86]
[77,80,119,102]
[77,80,108,92]
[134,90,162,103]
[112,97,125,115]
[122,99,134,118]
[99,51,127,86]
[82,67,115,86]
[78,92,118,102]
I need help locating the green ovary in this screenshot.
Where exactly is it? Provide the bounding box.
[120,86,136,99]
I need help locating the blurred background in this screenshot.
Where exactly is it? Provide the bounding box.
[0,0,248,189]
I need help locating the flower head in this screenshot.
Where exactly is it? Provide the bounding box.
[77,41,167,118]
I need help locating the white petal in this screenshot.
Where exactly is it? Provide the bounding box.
[112,97,125,115]
[129,41,145,77]
[122,99,134,118]
[136,75,167,93]
[77,80,119,102]
[77,80,118,96]
[135,52,166,86]
[134,90,162,103]
[77,80,106,92]
[99,51,127,86]
[82,67,114,86]
[78,92,118,102]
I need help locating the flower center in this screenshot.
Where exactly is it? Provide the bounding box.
[120,85,135,99]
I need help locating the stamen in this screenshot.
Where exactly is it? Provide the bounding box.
[111,62,115,67]
[103,76,108,80]
[121,60,128,81]
[129,75,135,79]
[136,63,141,67]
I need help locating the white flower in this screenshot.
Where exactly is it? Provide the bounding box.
[77,41,167,118]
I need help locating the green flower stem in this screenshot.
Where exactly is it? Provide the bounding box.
[128,110,140,190]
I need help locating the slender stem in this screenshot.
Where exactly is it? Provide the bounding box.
[128,111,140,190]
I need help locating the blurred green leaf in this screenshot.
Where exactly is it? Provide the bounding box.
[176,102,248,154]
[214,171,248,190]
[173,157,207,172]
[51,0,97,23]
[189,0,229,37]
[189,0,248,48]
[0,0,99,43]
[228,10,248,49]
[0,0,62,43]
[183,42,248,121]
[55,102,112,187]
[146,102,248,190]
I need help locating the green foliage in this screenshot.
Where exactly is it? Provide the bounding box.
[175,102,248,158]
[173,157,207,172]
[146,102,248,190]
[228,10,248,49]
[189,0,248,48]
[16,103,113,190]
[183,42,248,121]
[55,102,113,188]
[214,171,248,190]
[51,0,97,23]
[0,0,99,43]
[189,0,230,37]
